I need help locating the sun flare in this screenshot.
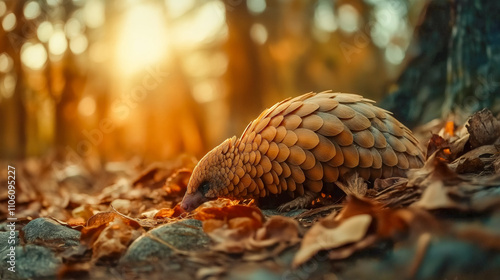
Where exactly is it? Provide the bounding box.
[115,5,168,75]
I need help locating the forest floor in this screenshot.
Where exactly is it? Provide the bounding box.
[1,109,500,280]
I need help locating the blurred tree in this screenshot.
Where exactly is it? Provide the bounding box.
[382,0,500,126]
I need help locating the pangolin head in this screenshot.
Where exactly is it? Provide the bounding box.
[180,137,236,211]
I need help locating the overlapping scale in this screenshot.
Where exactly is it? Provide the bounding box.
[213,91,425,200]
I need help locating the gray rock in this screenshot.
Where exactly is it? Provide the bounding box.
[22,218,81,247]
[0,242,61,279]
[120,219,210,263]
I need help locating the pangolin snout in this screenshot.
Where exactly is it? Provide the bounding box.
[180,191,208,212]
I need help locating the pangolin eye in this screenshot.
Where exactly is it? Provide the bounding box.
[199,181,211,195]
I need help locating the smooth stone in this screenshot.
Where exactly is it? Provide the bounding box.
[120,219,210,263]
[22,218,81,247]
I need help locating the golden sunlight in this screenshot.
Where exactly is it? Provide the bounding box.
[115,5,168,75]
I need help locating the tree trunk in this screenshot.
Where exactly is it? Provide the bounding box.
[381,0,500,127]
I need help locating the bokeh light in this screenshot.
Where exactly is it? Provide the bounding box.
[48,29,68,56]
[247,0,266,14]
[2,73,16,99]
[338,5,359,33]
[37,21,54,42]
[2,13,16,32]
[70,34,88,54]
[314,1,338,33]
[83,0,104,28]
[24,1,41,20]
[21,42,47,70]
[0,1,6,17]
[171,1,226,47]
[0,53,13,73]
[250,23,268,45]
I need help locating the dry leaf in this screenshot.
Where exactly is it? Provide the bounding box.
[466,109,500,148]
[81,212,141,248]
[335,172,367,197]
[91,216,144,262]
[200,206,299,256]
[154,204,186,219]
[293,214,372,268]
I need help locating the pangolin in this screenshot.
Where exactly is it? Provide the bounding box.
[180,91,425,211]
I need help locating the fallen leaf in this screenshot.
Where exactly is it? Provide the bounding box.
[466,108,500,148]
[154,204,186,219]
[196,205,264,230]
[413,181,467,211]
[91,216,144,262]
[444,121,455,136]
[293,214,372,268]
[252,216,300,247]
[163,168,192,197]
[449,145,499,173]
[335,172,367,197]
[81,211,141,248]
[426,134,450,161]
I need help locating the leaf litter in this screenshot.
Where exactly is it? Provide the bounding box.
[2,110,500,279]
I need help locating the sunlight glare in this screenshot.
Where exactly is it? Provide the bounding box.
[171,1,226,47]
[115,5,168,75]
[21,42,47,70]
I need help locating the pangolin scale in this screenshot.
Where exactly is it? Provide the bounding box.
[180,91,425,211]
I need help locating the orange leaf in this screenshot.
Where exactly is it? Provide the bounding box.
[195,205,264,230]
[444,121,455,136]
[154,204,186,219]
[81,211,141,247]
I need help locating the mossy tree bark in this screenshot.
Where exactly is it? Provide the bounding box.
[381,0,500,127]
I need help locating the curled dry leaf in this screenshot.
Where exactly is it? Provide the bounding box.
[81,212,141,248]
[91,216,144,262]
[163,168,192,197]
[427,134,451,161]
[154,204,186,219]
[335,172,368,197]
[198,205,264,252]
[466,108,500,148]
[407,151,461,189]
[294,196,430,268]
[196,205,264,229]
[211,216,300,255]
[412,180,467,211]
[373,177,409,193]
[132,164,172,189]
[449,145,500,174]
[293,214,372,268]
[199,205,300,255]
[48,216,85,231]
[251,216,300,248]
[72,204,95,221]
